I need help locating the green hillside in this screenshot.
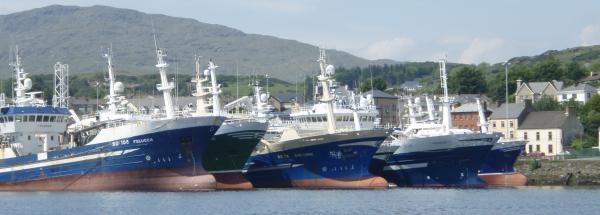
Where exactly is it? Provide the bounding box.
[0,5,396,82]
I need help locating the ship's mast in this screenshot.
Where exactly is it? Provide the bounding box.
[192,55,210,115]
[10,46,26,105]
[438,58,452,132]
[52,62,69,108]
[425,95,435,121]
[476,98,488,133]
[317,48,337,134]
[103,49,118,112]
[155,48,175,119]
[208,60,221,116]
[407,97,417,125]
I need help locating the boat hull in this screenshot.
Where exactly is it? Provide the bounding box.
[202,119,267,189]
[372,133,495,187]
[0,116,223,191]
[478,141,527,186]
[243,130,390,189]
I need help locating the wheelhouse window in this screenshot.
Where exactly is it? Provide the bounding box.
[36,115,42,122]
[43,115,50,122]
[28,115,35,122]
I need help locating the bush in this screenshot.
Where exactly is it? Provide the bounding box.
[571,136,597,150]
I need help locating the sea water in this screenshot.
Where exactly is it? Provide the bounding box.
[2,186,599,215]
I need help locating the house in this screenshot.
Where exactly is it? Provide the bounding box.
[451,102,491,132]
[363,90,399,127]
[269,93,304,112]
[556,83,598,104]
[70,97,105,114]
[400,81,422,93]
[515,80,563,103]
[451,94,493,108]
[487,102,531,140]
[518,107,584,156]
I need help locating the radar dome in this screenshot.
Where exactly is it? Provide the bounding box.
[23,78,32,90]
[260,93,268,102]
[366,94,373,101]
[325,65,335,75]
[114,82,124,93]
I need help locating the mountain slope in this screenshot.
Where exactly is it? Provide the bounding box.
[0,5,386,82]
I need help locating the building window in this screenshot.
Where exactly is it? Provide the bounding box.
[562,94,567,100]
[587,93,591,99]
[572,93,577,99]
[536,132,540,141]
[493,122,496,128]
[524,132,528,140]
[528,145,533,153]
[548,144,553,154]
[501,121,505,128]
[548,132,552,141]
[536,145,540,152]
[509,121,514,128]
[509,131,514,139]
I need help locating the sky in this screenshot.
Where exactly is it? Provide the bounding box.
[1,0,600,64]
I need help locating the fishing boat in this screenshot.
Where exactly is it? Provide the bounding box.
[192,57,268,189]
[0,46,223,191]
[371,59,496,187]
[242,49,390,188]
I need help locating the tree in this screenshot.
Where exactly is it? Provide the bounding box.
[360,77,387,92]
[448,66,486,94]
[532,95,561,111]
[532,56,564,81]
[304,76,314,100]
[564,62,587,83]
[571,136,596,149]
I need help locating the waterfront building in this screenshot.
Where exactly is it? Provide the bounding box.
[268,93,303,112]
[451,102,491,132]
[518,107,583,156]
[362,90,399,127]
[487,102,531,140]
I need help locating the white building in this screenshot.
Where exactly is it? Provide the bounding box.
[556,83,598,104]
[518,107,583,156]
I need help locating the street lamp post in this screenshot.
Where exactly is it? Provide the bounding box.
[505,61,510,140]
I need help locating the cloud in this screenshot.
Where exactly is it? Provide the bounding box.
[459,37,504,64]
[364,37,416,60]
[580,25,600,46]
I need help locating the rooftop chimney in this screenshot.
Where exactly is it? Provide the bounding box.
[516,79,522,92]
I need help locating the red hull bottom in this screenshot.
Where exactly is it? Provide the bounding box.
[290,176,388,189]
[479,172,528,186]
[212,172,253,190]
[0,168,216,191]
